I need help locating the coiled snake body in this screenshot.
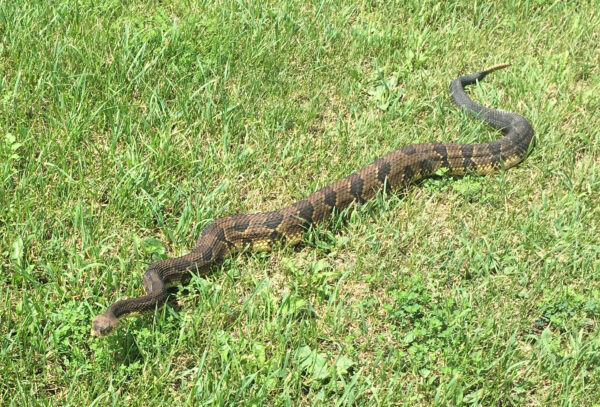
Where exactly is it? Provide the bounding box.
[92,64,534,337]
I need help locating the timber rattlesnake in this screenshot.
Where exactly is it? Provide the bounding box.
[92,64,534,337]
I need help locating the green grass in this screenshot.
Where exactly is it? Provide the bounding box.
[1,0,599,405]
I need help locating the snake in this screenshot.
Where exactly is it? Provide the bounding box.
[91,64,534,337]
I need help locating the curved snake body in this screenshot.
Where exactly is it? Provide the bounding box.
[92,64,534,337]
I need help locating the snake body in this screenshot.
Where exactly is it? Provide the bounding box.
[92,64,534,337]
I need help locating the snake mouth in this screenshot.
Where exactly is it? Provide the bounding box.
[91,313,120,337]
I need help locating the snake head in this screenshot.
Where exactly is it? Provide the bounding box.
[91,313,120,337]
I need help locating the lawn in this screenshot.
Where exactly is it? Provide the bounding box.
[1,0,599,405]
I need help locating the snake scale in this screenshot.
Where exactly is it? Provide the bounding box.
[92,64,534,337]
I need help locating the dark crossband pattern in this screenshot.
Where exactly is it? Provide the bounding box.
[92,64,534,337]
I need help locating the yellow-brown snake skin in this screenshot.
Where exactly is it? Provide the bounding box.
[92,64,534,337]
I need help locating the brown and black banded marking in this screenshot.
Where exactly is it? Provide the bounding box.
[403,164,415,181]
[460,144,476,170]
[231,217,250,232]
[264,211,284,230]
[294,200,315,224]
[488,141,502,166]
[349,175,365,202]
[419,157,435,174]
[214,225,235,249]
[498,140,513,162]
[268,229,282,241]
[376,159,392,188]
[323,186,338,208]
[199,246,213,262]
[92,65,534,338]
[433,143,450,169]
[404,144,417,155]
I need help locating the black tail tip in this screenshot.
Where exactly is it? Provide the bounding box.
[455,63,511,86]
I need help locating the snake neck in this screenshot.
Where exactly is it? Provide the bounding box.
[102,251,220,322]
